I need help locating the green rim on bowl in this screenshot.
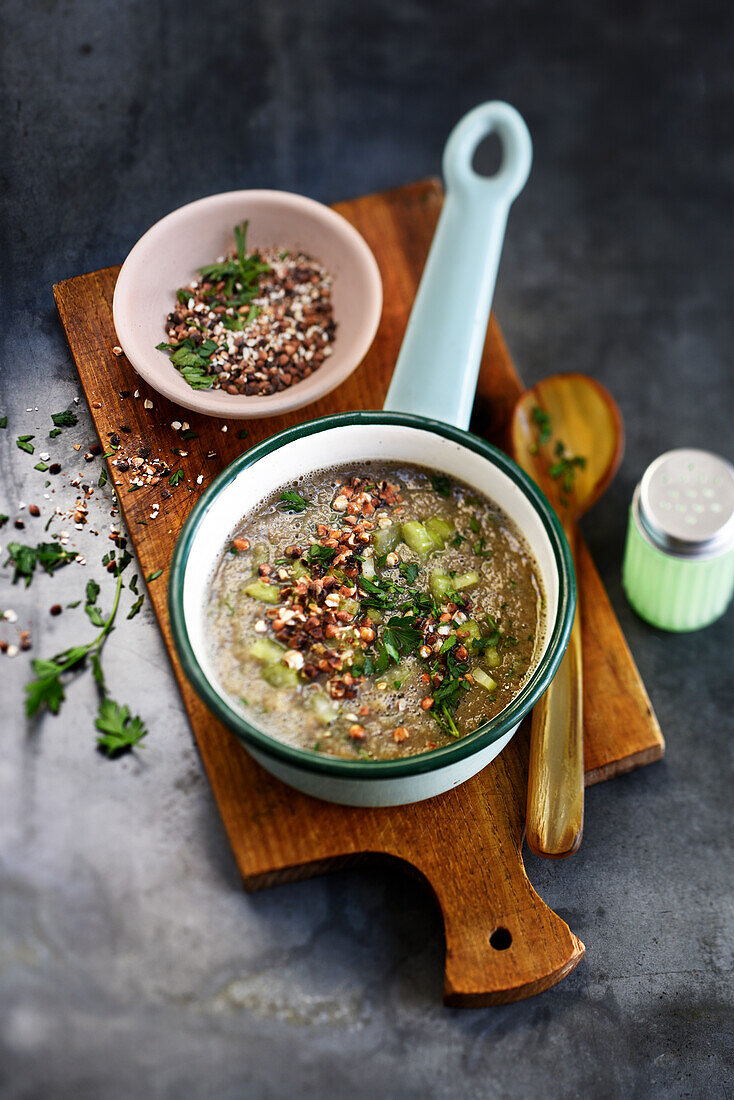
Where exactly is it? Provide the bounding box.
[168,411,576,780]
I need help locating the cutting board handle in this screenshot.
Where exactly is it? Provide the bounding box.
[384,101,532,430]
[409,841,585,1006]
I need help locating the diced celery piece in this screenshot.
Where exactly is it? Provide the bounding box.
[485,646,501,668]
[457,619,481,641]
[339,597,360,617]
[454,570,480,590]
[291,559,310,579]
[248,638,287,663]
[401,520,435,557]
[261,662,299,689]
[430,570,453,603]
[361,555,375,580]
[308,691,339,726]
[424,516,454,549]
[244,579,281,604]
[373,523,400,557]
[474,667,497,692]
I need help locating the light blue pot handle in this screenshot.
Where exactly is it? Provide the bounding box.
[383,102,532,430]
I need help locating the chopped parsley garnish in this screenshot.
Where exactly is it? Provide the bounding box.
[529,408,587,501]
[398,561,419,585]
[169,469,184,487]
[375,615,423,671]
[308,544,337,565]
[51,410,78,428]
[127,593,145,619]
[382,617,422,660]
[549,441,587,495]
[530,406,551,450]
[146,569,163,582]
[49,427,62,439]
[4,541,77,586]
[431,646,471,738]
[156,337,217,390]
[430,474,452,498]
[473,536,493,559]
[196,221,271,306]
[0,416,7,428]
[280,490,311,513]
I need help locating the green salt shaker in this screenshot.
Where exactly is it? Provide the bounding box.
[622,448,734,631]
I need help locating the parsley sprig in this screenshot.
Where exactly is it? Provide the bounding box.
[25,565,147,757]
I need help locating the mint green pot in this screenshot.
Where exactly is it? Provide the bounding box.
[168,103,577,806]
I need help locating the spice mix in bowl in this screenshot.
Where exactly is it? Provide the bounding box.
[113,190,382,419]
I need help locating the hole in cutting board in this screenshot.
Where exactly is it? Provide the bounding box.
[489,926,512,950]
[472,132,504,178]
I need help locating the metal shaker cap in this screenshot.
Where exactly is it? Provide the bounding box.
[635,448,734,559]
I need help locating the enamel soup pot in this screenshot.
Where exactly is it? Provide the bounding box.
[169,103,576,806]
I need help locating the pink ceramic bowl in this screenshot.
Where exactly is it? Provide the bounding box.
[112,190,382,419]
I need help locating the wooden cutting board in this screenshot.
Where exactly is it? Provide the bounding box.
[54,179,664,1005]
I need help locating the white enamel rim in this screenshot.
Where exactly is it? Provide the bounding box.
[168,413,575,795]
[112,190,383,419]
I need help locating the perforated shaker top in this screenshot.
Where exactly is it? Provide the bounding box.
[638,448,734,558]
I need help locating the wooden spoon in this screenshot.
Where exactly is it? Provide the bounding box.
[510,373,624,858]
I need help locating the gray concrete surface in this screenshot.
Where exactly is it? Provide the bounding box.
[1,1,732,1097]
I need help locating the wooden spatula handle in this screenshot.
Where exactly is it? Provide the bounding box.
[525,595,584,858]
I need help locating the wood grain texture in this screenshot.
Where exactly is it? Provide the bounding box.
[53,178,662,1005]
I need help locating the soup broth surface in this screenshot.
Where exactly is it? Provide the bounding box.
[206,463,544,759]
